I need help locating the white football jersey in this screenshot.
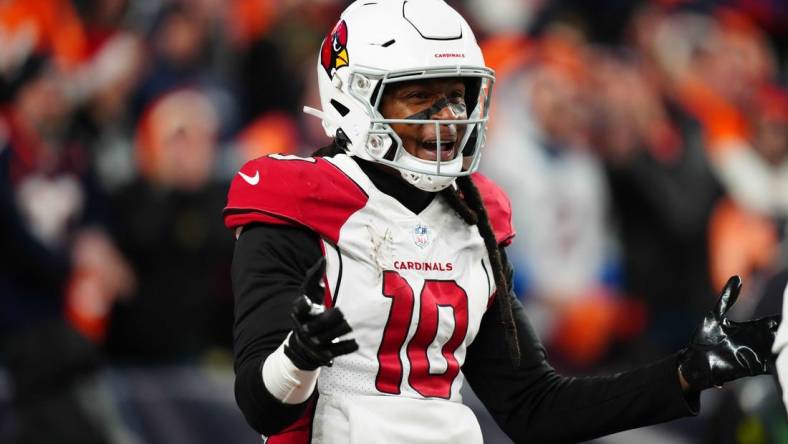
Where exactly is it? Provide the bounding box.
[225,153,515,443]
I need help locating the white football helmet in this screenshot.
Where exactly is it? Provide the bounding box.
[304,0,495,192]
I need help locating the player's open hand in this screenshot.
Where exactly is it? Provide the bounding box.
[285,257,359,371]
[678,276,781,391]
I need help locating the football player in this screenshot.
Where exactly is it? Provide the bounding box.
[225,1,780,442]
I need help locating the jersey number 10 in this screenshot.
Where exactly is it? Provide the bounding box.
[375,270,469,399]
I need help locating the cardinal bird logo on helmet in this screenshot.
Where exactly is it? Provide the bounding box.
[321,20,349,77]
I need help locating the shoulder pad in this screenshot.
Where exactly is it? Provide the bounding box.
[471,173,515,246]
[224,154,368,243]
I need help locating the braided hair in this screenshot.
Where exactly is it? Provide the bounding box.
[441,177,520,366]
[312,142,520,366]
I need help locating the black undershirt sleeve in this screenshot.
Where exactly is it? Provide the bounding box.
[463,248,700,444]
[231,223,323,436]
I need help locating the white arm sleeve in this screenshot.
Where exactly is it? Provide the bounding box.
[772,281,788,414]
[262,338,320,404]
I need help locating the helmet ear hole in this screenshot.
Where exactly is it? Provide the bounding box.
[330,99,350,117]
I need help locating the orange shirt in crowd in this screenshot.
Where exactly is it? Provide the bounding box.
[0,0,88,70]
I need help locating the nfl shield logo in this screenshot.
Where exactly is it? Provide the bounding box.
[413,224,431,249]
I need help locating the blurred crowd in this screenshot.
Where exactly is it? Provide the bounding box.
[484,0,788,371]
[0,0,787,443]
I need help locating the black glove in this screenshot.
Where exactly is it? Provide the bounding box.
[678,275,781,391]
[284,257,359,371]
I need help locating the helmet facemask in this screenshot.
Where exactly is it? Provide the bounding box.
[347,66,494,192]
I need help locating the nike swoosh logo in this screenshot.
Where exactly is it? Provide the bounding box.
[239,170,260,185]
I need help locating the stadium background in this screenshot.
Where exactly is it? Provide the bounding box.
[0,0,787,442]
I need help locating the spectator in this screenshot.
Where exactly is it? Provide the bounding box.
[106,88,235,361]
[707,88,788,293]
[592,49,722,358]
[483,29,622,369]
[0,53,134,444]
[132,2,238,131]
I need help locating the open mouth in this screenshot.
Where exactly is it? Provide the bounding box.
[420,139,457,161]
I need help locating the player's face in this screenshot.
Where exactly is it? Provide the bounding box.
[379,78,467,162]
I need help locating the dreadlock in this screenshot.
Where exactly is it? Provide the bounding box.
[312,141,520,366]
[442,176,520,367]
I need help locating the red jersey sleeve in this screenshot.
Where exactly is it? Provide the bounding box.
[471,173,516,246]
[223,155,368,244]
